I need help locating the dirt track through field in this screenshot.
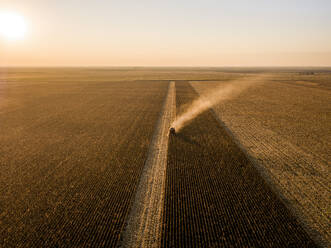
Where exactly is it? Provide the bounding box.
[120,81,176,247]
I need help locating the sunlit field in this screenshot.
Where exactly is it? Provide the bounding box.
[0,68,329,247]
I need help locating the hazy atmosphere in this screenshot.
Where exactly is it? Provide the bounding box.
[1,0,331,66]
[1,1,330,247]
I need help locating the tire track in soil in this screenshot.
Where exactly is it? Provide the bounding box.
[162,81,317,247]
[120,81,176,247]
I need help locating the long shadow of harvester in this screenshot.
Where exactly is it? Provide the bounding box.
[173,132,201,147]
[162,81,318,247]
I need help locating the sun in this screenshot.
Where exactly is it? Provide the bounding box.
[0,12,27,40]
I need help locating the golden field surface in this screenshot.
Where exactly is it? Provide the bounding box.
[0,69,168,246]
[0,68,330,247]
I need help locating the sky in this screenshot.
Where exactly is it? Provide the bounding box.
[0,0,331,66]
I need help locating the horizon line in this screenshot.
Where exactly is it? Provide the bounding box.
[1,65,331,69]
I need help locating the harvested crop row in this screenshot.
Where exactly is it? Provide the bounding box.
[162,81,316,247]
[120,81,175,247]
[0,75,168,247]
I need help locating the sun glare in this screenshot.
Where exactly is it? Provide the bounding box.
[0,12,27,40]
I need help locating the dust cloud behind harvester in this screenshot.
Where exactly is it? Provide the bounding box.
[171,76,267,132]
